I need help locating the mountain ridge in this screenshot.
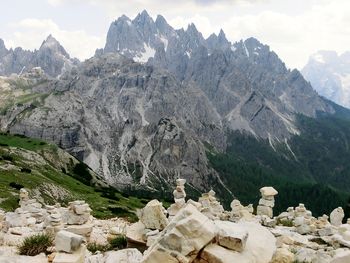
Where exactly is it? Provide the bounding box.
[0,35,79,78]
[1,11,350,211]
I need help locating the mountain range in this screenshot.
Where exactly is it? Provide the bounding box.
[1,10,350,215]
[302,50,350,109]
[0,35,78,78]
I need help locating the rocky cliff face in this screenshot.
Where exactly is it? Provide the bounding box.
[0,11,340,197]
[0,54,229,195]
[302,50,350,109]
[0,35,79,78]
[103,11,333,140]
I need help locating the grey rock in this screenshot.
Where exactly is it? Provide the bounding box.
[0,35,79,77]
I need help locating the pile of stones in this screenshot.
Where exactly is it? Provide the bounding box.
[1,183,350,263]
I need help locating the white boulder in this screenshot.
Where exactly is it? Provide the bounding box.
[330,207,345,227]
[142,204,216,262]
[55,230,84,253]
[214,220,248,252]
[139,200,168,230]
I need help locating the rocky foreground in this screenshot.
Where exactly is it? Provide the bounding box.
[1,181,350,263]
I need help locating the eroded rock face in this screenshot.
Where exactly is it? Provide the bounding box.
[3,53,227,196]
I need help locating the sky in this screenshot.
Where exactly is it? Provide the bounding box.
[1,0,350,69]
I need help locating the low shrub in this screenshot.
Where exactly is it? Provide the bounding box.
[277,218,294,227]
[20,167,32,173]
[9,182,24,190]
[2,154,13,162]
[87,242,111,253]
[17,233,53,256]
[87,235,127,253]
[109,235,127,250]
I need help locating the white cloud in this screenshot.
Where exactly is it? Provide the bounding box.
[5,18,104,61]
[5,0,350,69]
[169,15,218,37]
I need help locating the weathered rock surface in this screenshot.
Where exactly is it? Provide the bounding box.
[105,249,142,263]
[55,230,84,253]
[142,203,216,262]
[139,200,168,230]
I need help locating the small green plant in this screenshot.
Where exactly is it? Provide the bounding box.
[17,233,53,256]
[87,236,127,253]
[87,242,111,253]
[109,235,127,250]
[277,218,294,227]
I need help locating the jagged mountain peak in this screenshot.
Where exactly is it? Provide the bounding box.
[39,34,70,58]
[186,23,200,34]
[0,39,7,57]
[155,14,167,26]
[218,29,226,39]
[0,38,6,49]
[0,34,77,77]
[133,9,154,25]
[115,14,132,25]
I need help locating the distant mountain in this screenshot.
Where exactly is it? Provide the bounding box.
[0,35,79,78]
[302,50,350,109]
[103,10,333,141]
[2,11,350,215]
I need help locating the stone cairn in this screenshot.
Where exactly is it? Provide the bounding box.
[167,178,187,221]
[230,199,254,222]
[45,204,63,235]
[0,188,93,262]
[198,189,225,220]
[257,186,278,218]
[3,184,350,263]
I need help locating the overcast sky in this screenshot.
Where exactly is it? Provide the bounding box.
[1,0,349,69]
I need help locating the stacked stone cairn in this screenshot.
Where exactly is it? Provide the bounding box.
[3,184,350,262]
[167,178,187,221]
[230,199,254,222]
[198,189,225,220]
[257,186,278,218]
[45,204,64,235]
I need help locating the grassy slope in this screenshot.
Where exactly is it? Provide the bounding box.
[0,133,149,222]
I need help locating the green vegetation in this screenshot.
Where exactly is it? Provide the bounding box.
[87,242,111,253]
[17,233,53,256]
[109,235,128,250]
[0,133,52,151]
[0,132,148,220]
[87,235,127,253]
[208,114,350,217]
